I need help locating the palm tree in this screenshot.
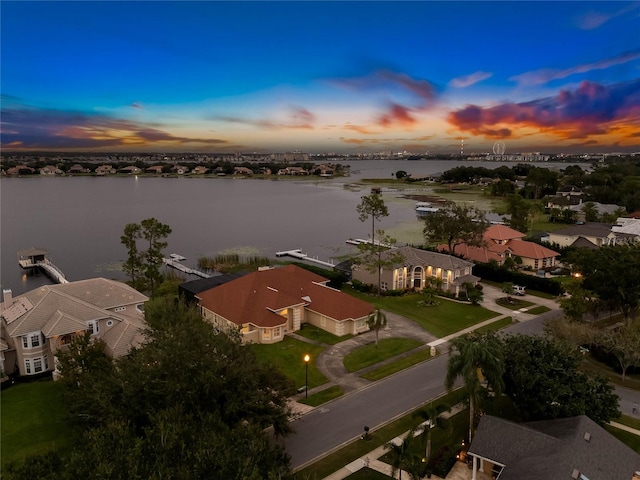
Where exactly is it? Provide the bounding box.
[367,308,387,347]
[413,403,453,468]
[385,431,416,480]
[445,332,505,444]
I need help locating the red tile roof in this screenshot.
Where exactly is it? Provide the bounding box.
[197,265,373,328]
[484,224,526,242]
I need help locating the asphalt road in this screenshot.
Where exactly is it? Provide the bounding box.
[284,310,640,470]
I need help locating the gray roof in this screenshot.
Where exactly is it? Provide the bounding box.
[389,246,474,271]
[1,278,148,358]
[551,222,614,237]
[469,415,640,480]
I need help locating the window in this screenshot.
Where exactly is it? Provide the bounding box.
[30,333,40,347]
[23,332,43,349]
[25,359,31,374]
[87,320,99,335]
[381,281,388,291]
[34,358,43,373]
[22,336,28,349]
[114,306,126,312]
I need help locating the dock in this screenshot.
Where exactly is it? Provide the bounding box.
[275,249,335,268]
[162,254,211,278]
[17,248,69,284]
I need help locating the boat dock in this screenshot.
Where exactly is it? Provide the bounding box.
[275,249,336,268]
[162,254,211,278]
[17,248,69,284]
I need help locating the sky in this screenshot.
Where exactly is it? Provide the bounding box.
[1,1,640,154]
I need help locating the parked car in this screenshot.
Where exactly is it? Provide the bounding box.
[513,285,526,296]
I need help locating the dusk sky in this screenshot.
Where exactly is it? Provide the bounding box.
[2,1,640,154]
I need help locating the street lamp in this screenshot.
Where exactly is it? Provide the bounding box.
[304,354,310,398]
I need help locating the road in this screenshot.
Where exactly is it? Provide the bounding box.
[284,310,640,470]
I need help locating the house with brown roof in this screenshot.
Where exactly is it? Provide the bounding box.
[146,165,164,174]
[468,415,640,480]
[191,166,209,175]
[233,166,253,176]
[352,246,479,297]
[0,278,148,379]
[196,265,374,344]
[95,164,116,175]
[440,225,560,271]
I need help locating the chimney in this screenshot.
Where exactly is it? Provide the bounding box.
[2,289,13,307]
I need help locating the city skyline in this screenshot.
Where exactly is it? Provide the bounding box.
[1,1,640,154]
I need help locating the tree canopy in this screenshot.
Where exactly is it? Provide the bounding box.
[9,298,294,480]
[423,202,488,254]
[501,334,619,425]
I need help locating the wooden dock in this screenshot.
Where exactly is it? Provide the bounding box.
[162,255,211,278]
[17,248,69,284]
[275,249,335,268]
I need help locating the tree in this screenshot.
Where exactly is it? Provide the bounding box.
[445,332,505,443]
[52,298,294,479]
[354,230,405,296]
[504,194,529,232]
[413,403,452,468]
[600,322,640,382]
[357,192,389,247]
[568,244,640,324]
[558,283,599,322]
[120,218,172,296]
[367,308,388,347]
[423,202,488,254]
[581,201,599,222]
[385,431,418,480]
[501,334,619,425]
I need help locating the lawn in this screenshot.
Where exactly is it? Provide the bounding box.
[343,338,423,373]
[362,348,436,381]
[345,289,499,338]
[580,354,640,391]
[605,425,640,453]
[346,467,391,479]
[495,298,535,310]
[300,385,344,406]
[250,336,328,390]
[1,380,73,466]
[296,323,352,345]
[474,317,514,334]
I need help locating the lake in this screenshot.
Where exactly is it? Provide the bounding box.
[0,159,575,294]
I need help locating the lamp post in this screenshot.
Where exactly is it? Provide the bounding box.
[304,354,310,398]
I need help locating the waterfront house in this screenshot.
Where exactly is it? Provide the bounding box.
[68,164,89,174]
[6,165,36,176]
[192,166,210,175]
[439,225,560,271]
[351,245,479,297]
[146,165,164,174]
[195,265,373,344]
[39,165,63,175]
[233,166,253,176]
[95,164,116,175]
[119,166,141,175]
[173,165,190,175]
[545,222,638,248]
[0,278,148,379]
[468,415,640,480]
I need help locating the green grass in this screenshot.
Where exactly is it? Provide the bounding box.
[296,324,352,345]
[343,338,423,373]
[616,415,640,431]
[1,380,73,466]
[495,298,535,310]
[345,289,499,338]
[524,305,551,315]
[300,385,344,407]
[250,336,328,389]
[605,425,640,453]
[362,348,435,381]
[579,354,640,391]
[474,317,514,334]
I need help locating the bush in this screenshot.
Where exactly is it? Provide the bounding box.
[429,445,458,478]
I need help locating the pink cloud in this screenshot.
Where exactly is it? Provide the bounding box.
[449,71,493,88]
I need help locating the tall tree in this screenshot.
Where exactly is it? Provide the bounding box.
[423,202,488,254]
[354,230,404,296]
[53,298,293,479]
[367,308,388,347]
[413,403,452,468]
[357,192,389,246]
[120,218,171,296]
[445,332,505,443]
[600,322,640,382]
[501,334,619,425]
[385,431,418,480]
[140,218,172,296]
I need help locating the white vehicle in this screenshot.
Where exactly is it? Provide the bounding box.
[513,285,526,296]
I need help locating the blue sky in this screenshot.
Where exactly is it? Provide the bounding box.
[2,1,639,154]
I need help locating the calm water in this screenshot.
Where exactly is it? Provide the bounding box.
[0,159,575,294]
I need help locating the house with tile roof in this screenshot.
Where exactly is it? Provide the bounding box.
[468,415,640,480]
[351,246,479,297]
[196,265,374,344]
[439,225,560,271]
[0,278,148,378]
